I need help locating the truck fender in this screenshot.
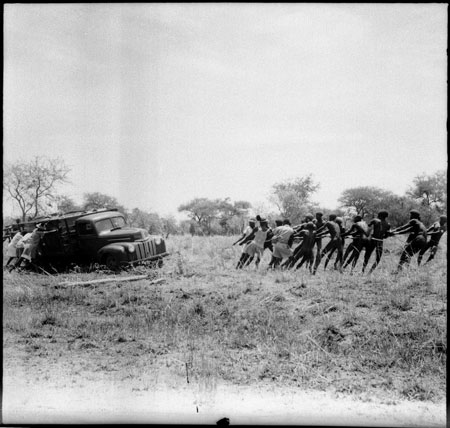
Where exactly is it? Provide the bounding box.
[98,245,126,268]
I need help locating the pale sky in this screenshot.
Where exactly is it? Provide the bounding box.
[3,3,447,219]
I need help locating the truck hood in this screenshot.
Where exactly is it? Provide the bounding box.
[99,227,148,242]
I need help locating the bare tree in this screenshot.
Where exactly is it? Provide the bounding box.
[4,156,70,221]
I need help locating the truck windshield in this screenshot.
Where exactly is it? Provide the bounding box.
[111,216,126,228]
[95,217,126,233]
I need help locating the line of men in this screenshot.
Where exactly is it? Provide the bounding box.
[233,211,447,274]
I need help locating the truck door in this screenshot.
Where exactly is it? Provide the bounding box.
[76,221,99,260]
[39,220,64,257]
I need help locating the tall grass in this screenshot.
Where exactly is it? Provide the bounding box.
[3,234,447,402]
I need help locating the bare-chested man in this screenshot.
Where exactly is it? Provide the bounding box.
[234,218,257,268]
[282,214,314,269]
[342,215,370,272]
[418,215,447,265]
[313,212,325,265]
[293,222,317,272]
[323,216,346,270]
[313,214,343,274]
[391,210,427,272]
[362,210,391,273]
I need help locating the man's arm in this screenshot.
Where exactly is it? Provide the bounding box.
[426,225,434,233]
[232,233,246,246]
[391,222,413,235]
[296,230,307,240]
[287,231,296,248]
[265,229,274,243]
[240,228,257,245]
[293,223,307,238]
[316,223,331,239]
[342,224,356,237]
[315,223,326,235]
[426,222,445,236]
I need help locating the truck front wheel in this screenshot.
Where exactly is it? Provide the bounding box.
[104,254,120,271]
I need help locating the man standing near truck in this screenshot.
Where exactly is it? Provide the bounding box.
[5,227,23,269]
[12,223,46,271]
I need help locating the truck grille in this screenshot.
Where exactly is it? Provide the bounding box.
[135,238,165,260]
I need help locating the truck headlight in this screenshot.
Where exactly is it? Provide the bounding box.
[126,244,135,253]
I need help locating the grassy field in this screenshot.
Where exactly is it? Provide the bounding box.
[2,234,447,420]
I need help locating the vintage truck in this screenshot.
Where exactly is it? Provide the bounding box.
[15,209,169,271]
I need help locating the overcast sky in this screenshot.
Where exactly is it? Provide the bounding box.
[3,3,447,219]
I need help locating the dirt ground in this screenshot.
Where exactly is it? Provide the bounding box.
[3,341,445,426]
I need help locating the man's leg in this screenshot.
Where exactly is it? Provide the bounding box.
[412,240,426,265]
[342,241,354,266]
[269,256,281,268]
[314,239,322,267]
[270,244,287,269]
[13,257,26,269]
[397,243,414,271]
[343,251,356,269]
[343,242,356,269]
[5,257,15,267]
[296,250,311,271]
[243,256,254,267]
[236,253,249,269]
[255,250,265,268]
[314,241,331,274]
[296,255,307,270]
[362,240,376,273]
[281,255,295,269]
[292,250,304,269]
[324,247,336,270]
[350,242,364,270]
[425,244,439,264]
[335,241,343,272]
[312,252,322,274]
[307,252,314,272]
[418,242,431,265]
[284,244,302,269]
[368,242,383,273]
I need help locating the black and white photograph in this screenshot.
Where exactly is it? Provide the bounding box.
[3,3,447,425]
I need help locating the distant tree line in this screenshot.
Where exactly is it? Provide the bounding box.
[338,170,447,226]
[178,198,252,235]
[3,156,447,235]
